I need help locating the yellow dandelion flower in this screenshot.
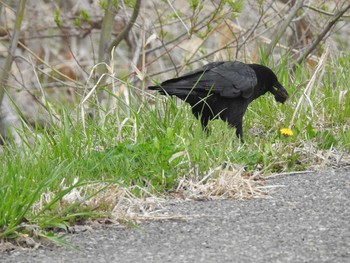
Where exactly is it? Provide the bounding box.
[280,128,293,137]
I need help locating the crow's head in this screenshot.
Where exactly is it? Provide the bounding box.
[249,64,289,103]
[270,79,289,103]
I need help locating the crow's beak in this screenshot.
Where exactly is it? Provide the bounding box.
[271,82,289,103]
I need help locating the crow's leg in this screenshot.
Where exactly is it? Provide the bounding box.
[235,122,244,143]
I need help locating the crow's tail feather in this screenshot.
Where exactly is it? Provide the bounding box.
[148,85,160,90]
[148,85,166,95]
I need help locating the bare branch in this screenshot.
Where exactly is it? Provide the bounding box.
[265,0,304,57]
[0,0,26,107]
[297,3,350,64]
[98,0,116,66]
[303,4,350,18]
[107,0,141,55]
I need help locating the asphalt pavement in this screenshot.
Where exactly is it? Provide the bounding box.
[1,168,349,263]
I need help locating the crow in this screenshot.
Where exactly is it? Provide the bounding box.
[148,61,289,140]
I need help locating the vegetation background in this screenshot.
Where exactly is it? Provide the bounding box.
[0,0,349,248]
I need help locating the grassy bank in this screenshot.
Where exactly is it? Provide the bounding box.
[0,52,349,246]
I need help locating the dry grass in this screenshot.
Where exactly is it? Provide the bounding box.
[174,162,267,201]
[31,162,268,226]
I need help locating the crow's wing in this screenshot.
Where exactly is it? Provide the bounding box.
[160,61,257,99]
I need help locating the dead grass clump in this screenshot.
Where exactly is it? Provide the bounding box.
[175,162,267,201]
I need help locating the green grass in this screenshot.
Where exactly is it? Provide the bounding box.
[1,52,349,246]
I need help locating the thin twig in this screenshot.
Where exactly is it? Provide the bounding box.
[303,4,350,18]
[17,41,81,85]
[166,0,190,35]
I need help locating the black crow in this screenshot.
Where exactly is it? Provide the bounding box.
[149,61,289,140]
